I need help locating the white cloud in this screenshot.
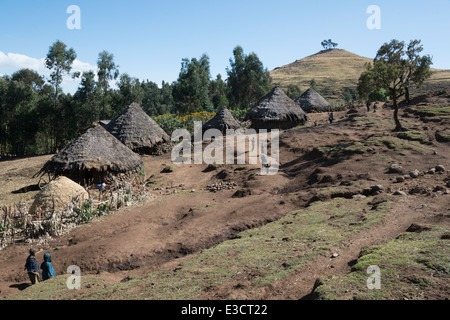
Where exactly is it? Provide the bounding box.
[0,51,97,93]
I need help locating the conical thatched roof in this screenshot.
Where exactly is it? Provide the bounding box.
[245,87,307,130]
[105,103,170,154]
[295,88,330,112]
[202,107,241,134]
[37,126,143,184]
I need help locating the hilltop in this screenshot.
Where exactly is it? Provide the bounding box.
[269,49,450,103]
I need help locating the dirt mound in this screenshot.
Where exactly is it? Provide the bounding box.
[29,176,88,215]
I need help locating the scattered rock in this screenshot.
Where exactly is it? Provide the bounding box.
[433,186,447,193]
[206,181,237,192]
[232,188,252,198]
[393,190,407,196]
[427,168,436,174]
[331,253,339,258]
[388,164,403,174]
[371,185,384,192]
[352,194,366,199]
[161,166,175,173]
[396,176,405,183]
[435,165,445,172]
[409,170,420,178]
[406,223,431,233]
[203,164,218,172]
[409,185,432,195]
[216,170,230,180]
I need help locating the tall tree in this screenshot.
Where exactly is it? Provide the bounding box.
[209,74,229,110]
[357,39,432,131]
[74,70,99,125]
[226,46,271,109]
[114,73,144,115]
[97,51,119,119]
[45,40,77,104]
[45,40,78,150]
[172,54,211,114]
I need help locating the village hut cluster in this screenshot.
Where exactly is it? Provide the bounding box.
[26,85,329,234]
[34,86,330,192]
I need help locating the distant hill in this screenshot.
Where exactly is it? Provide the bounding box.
[269,49,450,104]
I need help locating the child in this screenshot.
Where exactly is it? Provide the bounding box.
[41,253,56,281]
[24,248,40,285]
[328,112,334,124]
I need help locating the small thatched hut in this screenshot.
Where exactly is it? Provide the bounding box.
[36,126,143,184]
[202,107,241,134]
[245,87,307,130]
[295,88,330,113]
[105,103,170,155]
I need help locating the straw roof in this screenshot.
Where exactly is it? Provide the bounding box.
[105,103,171,154]
[295,88,330,112]
[37,125,143,184]
[245,87,307,130]
[202,107,241,134]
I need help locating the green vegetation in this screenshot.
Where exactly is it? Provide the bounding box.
[312,226,450,300]
[6,197,392,300]
[0,41,271,158]
[226,46,272,109]
[357,39,433,131]
[406,103,450,123]
[397,131,432,145]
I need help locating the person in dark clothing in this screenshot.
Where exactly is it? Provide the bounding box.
[366,101,371,112]
[328,112,334,124]
[24,248,40,284]
[41,253,56,281]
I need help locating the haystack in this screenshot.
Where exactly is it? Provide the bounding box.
[105,103,171,154]
[245,87,307,130]
[295,88,330,112]
[36,125,143,184]
[202,107,241,134]
[29,176,88,215]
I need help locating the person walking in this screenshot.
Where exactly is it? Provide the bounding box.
[328,112,334,124]
[41,253,56,281]
[24,248,40,285]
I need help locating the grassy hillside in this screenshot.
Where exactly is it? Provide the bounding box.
[269,49,450,104]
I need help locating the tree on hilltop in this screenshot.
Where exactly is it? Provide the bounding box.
[321,39,338,50]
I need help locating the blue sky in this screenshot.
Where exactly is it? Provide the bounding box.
[1,0,449,93]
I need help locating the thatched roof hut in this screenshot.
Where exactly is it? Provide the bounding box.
[36,126,143,184]
[105,103,171,154]
[202,107,241,134]
[295,88,330,113]
[245,87,307,130]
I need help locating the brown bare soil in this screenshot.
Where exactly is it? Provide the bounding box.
[0,95,449,300]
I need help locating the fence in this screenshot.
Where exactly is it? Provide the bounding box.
[0,176,149,250]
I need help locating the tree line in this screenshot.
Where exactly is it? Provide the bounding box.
[0,41,271,157]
